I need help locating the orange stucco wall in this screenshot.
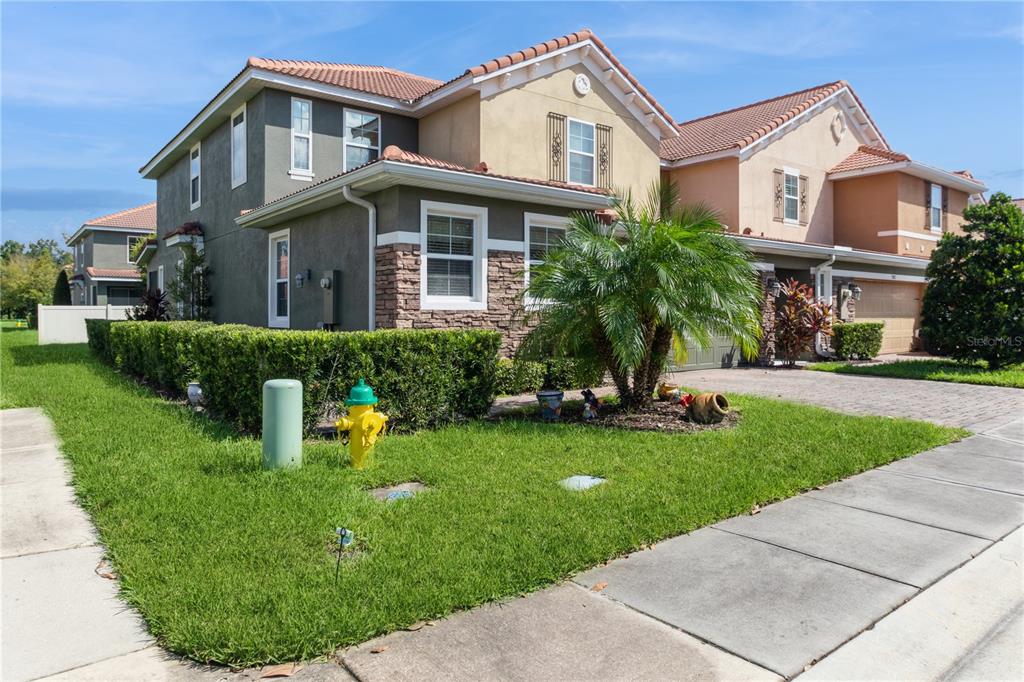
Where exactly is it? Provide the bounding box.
[833,172,900,252]
[663,157,740,230]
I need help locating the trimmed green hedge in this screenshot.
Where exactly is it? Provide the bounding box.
[85,319,114,364]
[87,321,500,434]
[494,357,606,395]
[833,322,885,360]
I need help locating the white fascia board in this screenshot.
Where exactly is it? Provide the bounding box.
[828,161,987,193]
[66,224,155,246]
[237,161,610,229]
[877,229,941,242]
[88,276,142,283]
[831,268,927,283]
[730,235,929,270]
[661,148,741,169]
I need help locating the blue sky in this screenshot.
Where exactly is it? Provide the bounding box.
[2,1,1021,245]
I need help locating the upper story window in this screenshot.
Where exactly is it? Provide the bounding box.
[930,183,943,231]
[344,109,380,171]
[127,235,146,262]
[231,104,247,188]
[420,201,487,311]
[189,143,201,210]
[568,119,595,186]
[784,172,799,222]
[290,97,312,178]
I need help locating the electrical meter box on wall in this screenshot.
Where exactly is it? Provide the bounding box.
[320,270,342,327]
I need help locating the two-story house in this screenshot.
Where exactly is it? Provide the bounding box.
[662,81,986,360]
[67,202,155,306]
[140,30,675,350]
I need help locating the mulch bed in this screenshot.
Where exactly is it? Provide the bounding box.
[497,399,740,433]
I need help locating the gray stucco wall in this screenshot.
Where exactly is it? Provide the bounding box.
[90,231,136,269]
[262,88,419,203]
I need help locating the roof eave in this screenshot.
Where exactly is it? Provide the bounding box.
[66,223,156,246]
[828,161,987,193]
[731,235,930,270]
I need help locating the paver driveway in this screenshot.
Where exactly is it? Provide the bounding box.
[668,367,1024,431]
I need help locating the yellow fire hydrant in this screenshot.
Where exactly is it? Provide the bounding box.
[335,379,387,468]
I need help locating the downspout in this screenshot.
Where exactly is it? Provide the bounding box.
[813,254,836,358]
[342,186,376,331]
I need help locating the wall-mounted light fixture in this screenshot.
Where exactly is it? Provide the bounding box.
[295,269,310,289]
[768,279,782,298]
[851,284,862,301]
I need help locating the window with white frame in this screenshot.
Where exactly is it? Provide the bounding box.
[568,119,595,185]
[290,98,312,177]
[158,265,164,292]
[189,143,201,209]
[268,230,290,327]
[930,183,942,230]
[420,201,487,310]
[127,235,146,262]
[231,104,247,188]
[343,109,380,171]
[523,213,567,301]
[784,172,799,222]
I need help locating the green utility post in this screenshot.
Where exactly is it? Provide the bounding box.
[262,379,303,469]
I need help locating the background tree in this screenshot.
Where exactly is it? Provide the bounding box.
[0,253,61,318]
[52,268,73,305]
[26,239,72,266]
[773,279,833,367]
[521,183,762,409]
[165,248,212,320]
[921,192,1024,369]
[1,240,25,261]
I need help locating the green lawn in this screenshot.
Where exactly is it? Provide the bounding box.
[1,329,964,667]
[807,359,1024,389]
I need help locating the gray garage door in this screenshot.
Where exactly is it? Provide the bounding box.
[669,336,740,371]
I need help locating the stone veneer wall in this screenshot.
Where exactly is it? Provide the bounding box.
[757,270,777,366]
[375,243,534,355]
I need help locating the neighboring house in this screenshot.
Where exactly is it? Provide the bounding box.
[67,203,155,306]
[138,30,986,361]
[662,81,987,358]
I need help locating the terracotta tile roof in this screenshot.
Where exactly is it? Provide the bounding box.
[661,81,885,162]
[828,145,910,173]
[247,58,443,101]
[83,202,157,230]
[246,145,608,214]
[86,267,141,278]
[165,221,203,238]
[1013,198,1024,211]
[464,29,675,127]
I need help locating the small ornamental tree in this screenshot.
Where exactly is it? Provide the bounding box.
[774,278,833,367]
[52,268,72,305]
[165,248,212,321]
[921,192,1024,369]
[127,288,170,321]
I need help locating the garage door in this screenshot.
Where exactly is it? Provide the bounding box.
[853,280,924,354]
[671,335,740,371]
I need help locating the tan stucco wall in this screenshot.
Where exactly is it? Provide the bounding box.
[663,158,740,230]
[894,174,969,256]
[418,94,482,169]
[833,172,900,252]
[738,102,865,244]
[477,64,662,199]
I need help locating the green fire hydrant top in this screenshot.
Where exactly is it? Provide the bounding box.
[345,378,379,406]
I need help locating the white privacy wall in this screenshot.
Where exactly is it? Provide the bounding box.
[36,305,131,344]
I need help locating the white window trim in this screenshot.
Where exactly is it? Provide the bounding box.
[566,117,596,187]
[289,97,314,180]
[126,235,144,263]
[230,103,247,189]
[783,166,800,225]
[523,212,569,307]
[157,265,164,292]
[930,183,943,232]
[189,142,201,210]
[268,228,291,328]
[419,200,488,311]
[343,107,381,173]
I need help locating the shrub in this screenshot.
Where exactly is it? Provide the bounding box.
[833,322,884,360]
[774,279,833,366]
[85,319,114,364]
[88,321,500,434]
[495,358,545,395]
[494,357,607,395]
[921,192,1024,369]
[544,357,606,391]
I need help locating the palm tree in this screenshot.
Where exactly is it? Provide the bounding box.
[521,182,762,410]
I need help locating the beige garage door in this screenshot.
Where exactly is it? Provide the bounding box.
[854,280,924,354]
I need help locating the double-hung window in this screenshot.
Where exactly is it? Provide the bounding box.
[783,171,799,222]
[930,183,943,231]
[268,229,290,327]
[568,119,595,185]
[189,143,201,210]
[231,104,247,188]
[290,97,312,178]
[523,213,567,304]
[420,201,487,310]
[343,109,380,171]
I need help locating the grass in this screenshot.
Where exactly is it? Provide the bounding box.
[807,359,1024,389]
[1,328,964,667]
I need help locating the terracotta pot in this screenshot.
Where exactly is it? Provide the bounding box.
[688,392,730,424]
